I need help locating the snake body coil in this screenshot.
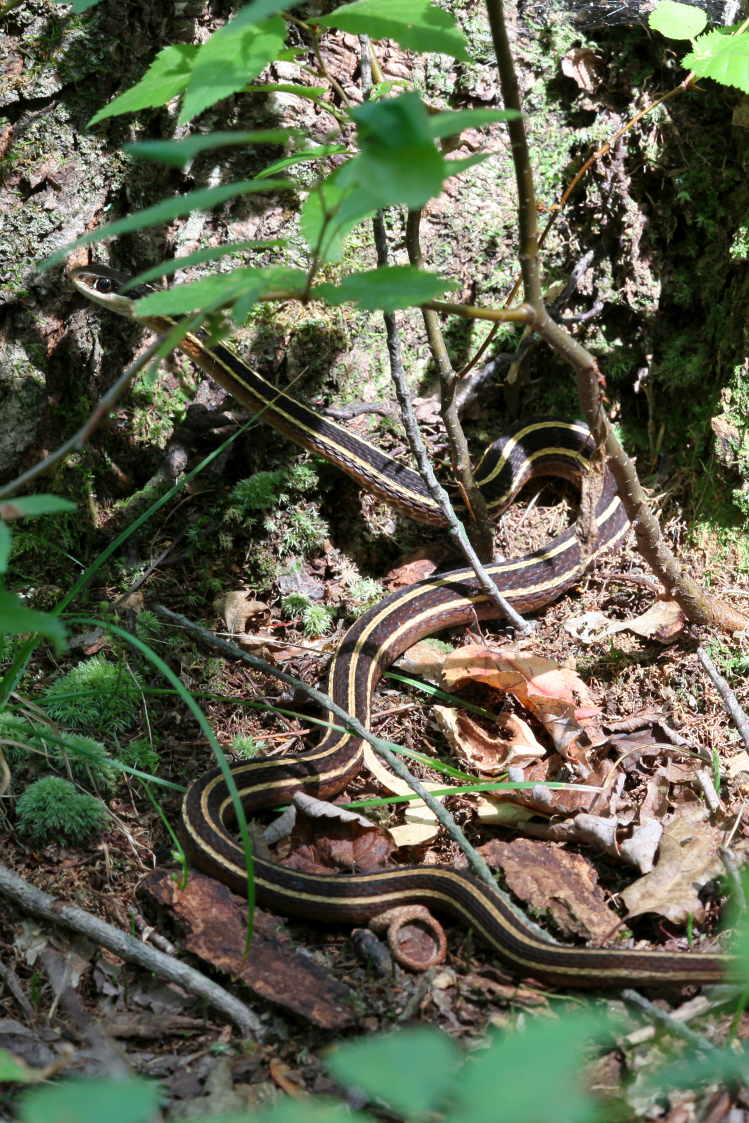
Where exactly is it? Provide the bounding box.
[71,265,732,988]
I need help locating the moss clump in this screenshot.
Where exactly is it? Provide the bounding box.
[230,734,266,758]
[42,655,142,734]
[228,463,318,516]
[16,776,108,847]
[281,593,334,637]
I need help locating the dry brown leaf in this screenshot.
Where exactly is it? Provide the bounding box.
[433,706,545,774]
[564,599,685,646]
[477,838,620,941]
[560,47,605,92]
[385,549,444,589]
[619,819,663,874]
[222,591,270,643]
[278,793,395,875]
[395,638,451,684]
[620,806,723,924]
[442,644,598,757]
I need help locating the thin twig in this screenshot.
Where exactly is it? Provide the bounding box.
[697,645,749,753]
[0,862,262,1039]
[621,989,720,1055]
[483,0,748,635]
[370,212,530,633]
[153,605,559,947]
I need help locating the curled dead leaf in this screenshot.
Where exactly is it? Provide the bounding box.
[276,792,395,875]
[433,706,545,774]
[441,644,599,757]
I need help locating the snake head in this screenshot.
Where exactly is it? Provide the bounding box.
[69,264,154,317]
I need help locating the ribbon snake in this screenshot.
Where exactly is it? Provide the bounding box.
[71,264,733,988]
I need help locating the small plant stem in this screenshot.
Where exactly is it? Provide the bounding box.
[484,0,749,634]
[621,989,719,1054]
[697,646,749,751]
[406,208,493,559]
[371,211,530,633]
[0,862,262,1038]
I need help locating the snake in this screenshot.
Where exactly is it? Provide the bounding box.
[71,264,732,988]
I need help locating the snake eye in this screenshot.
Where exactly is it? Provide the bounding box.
[94,277,114,294]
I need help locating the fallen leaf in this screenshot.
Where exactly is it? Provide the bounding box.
[222,591,270,643]
[564,599,685,646]
[278,792,395,875]
[385,549,444,590]
[620,806,723,924]
[477,838,621,941]
[560,47,605,92]
[619,819,663,874]
[433,706,545,774]
[395,638,451,684]
[442,644,599,757]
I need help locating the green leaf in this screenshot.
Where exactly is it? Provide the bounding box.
[450,1012,614,1123]
[19,1077,159,1123]
[0,495,76,519]
[132,267,306,318]
[125,129,294,167]
[327,1027,460,1117]
[52,0,103,10]
[244,82,327,101]
[256,144,348,179]
[445,152,492,177]
[428,107,520,138]
[318,0,470,61]
[124,241,286,287]
[88,45,198,126]
[347,93,446,209]
[314,265,457,311]
[179,17,286,124]
[0,523,10,575]
[0,1048,37,1083]
[0,591,66,651]
[41,179,290,271]
[683,29,749,93]
[300,181,374,263]
[189,1103,371,1123]
[649,0,708,39]
[646,1046,749,1095]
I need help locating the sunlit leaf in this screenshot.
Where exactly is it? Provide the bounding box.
[314,265,457,311]
[300,180,375,262]
[450,1012,614,1123]
[649,0,708,39]
[256,144,348,179]
[41,179,290,271]
[427,107,520,137]
[0,495,76,519]
[126,129,294,167]
[179,17,286,124]
[683,29,749,93]
[0,523,10,575]
[132,267,306,317]
[318,0,469,60]
[124,241,286,288]
[0,1048,37,1084]
[88,45,198,125]
[346,93,446,209]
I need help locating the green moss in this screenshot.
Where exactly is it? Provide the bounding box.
[16,776,109,847]
[42,655,142,735]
